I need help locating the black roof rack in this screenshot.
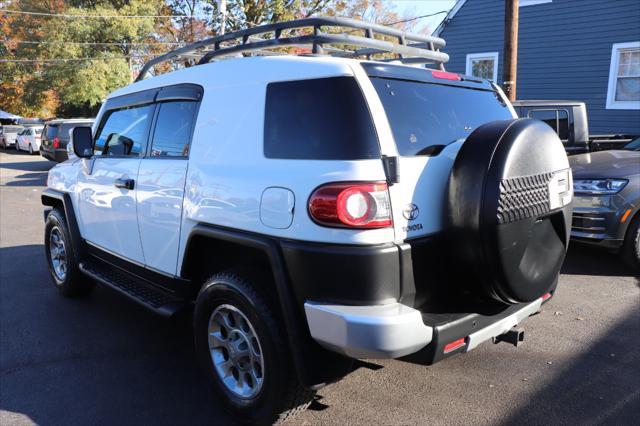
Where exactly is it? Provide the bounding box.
[136,16,448,82]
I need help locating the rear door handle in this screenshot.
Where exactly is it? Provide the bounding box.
[114,178,135,190]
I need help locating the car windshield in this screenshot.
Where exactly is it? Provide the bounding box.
[623,137,640,151]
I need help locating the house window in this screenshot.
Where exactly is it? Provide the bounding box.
[466,52,499,82]
[520,0,552,6]
[606,41,640,110]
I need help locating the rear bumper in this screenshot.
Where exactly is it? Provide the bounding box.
[304,295,549,360]
[40,148,68,162]
[304,302,432,358]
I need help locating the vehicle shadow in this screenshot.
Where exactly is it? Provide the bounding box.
[0,151,54,186]
[0,244,236,425]
[500,310,640,425]
[562,243,637,277]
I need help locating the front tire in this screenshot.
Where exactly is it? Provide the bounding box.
[194,270,314,424]
[44,208,95,297]
[622,214,640,271]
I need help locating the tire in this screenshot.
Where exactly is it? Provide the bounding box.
[44,208,95,297]
[29,144,33,155]
[194,270,314,424]
[621,214,640,271]
[15,141,20,151]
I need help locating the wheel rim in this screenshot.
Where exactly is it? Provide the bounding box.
[49,226,67,280]
[207,304,264,399]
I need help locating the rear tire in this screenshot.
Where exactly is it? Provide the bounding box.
[29,144,33,155]
[194,270,314,424]
[622,214,640,271]
[44,208,95,297]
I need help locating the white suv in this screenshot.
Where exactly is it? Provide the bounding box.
[42,17,573,424]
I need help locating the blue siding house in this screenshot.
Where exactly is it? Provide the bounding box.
[434,0,640,135]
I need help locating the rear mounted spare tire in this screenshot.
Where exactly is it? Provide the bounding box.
[447,119,573,305]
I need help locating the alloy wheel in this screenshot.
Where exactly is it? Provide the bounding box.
[207,304,264,399]
[49,226,67,281]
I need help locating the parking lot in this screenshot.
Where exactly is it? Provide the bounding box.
[0,150,638,425]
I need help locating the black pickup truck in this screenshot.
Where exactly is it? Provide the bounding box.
[512,100,636,155]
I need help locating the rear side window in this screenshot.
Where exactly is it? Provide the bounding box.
[95,104,153,156]
[370,78,513,156]
[264,77,379,160]
[529,109,570,142]
[150,101,197,157]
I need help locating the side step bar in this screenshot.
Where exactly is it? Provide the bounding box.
[79,260,189,317]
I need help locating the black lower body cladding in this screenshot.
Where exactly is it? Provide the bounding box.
[447,119,572,305]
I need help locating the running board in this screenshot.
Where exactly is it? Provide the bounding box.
[79,260,189,317]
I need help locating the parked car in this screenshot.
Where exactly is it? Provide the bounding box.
[15,126,44,154]
[513,100,636,155]
[0,125,22,149]
[41,17,573,424]
[570,137,640,269]
[41,119,94,162]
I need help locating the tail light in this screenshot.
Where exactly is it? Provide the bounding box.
[431,70,461,81]
[308,182,392,229]
[53,137,60,149]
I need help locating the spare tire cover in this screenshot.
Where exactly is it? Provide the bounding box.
[447,119,573,304]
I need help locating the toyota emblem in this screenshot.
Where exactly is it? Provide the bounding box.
[402,204,419,221]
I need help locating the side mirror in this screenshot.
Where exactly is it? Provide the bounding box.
[72,126,93,158]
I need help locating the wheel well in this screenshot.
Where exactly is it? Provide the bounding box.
[181,235,275,299]
[42,195,64,213]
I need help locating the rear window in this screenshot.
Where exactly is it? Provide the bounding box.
[45,125,59,139]
[370,78,513,156]
[264,77,379,160]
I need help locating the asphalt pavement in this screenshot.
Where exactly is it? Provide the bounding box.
[1,151,639,425]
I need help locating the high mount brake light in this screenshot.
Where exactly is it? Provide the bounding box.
[308,182,392,229]
[431,70,461,81]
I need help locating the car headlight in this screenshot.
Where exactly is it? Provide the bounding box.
[573,179,628,195]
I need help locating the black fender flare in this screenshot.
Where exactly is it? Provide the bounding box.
[41,188,86,262]
[181,224,353,388]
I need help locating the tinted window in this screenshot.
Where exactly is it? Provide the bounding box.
[264,77,379,160]
[529,109,557,130]
[150,101,197,157]
[557,110,569,141]
[95,105,153,156]
[371,78,513,156]
[529,109,570,142]
[45,125,59,139]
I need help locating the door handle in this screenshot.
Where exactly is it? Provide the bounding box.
[114,178,135,190]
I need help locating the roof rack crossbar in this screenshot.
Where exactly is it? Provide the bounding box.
[136,16,448,81]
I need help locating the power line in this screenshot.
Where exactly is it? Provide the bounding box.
[0,57,147,63]
[3,40,187,46]
[384,10,449,26]
[0,9,191,19]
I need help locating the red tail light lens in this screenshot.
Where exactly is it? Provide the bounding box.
[52,137,60,149]
[308,182,392,229]
[431,70,461,81]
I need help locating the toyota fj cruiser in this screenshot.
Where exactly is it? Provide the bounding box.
[42,17,573,424]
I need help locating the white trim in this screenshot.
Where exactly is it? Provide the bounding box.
[520,0,553,7]
[466,52,499,82]
[432,0,467,37]
[606,41,640,110]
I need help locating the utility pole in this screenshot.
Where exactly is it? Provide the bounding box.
[503,0,519,101]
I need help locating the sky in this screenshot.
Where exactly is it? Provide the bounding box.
[389,0,457,33]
